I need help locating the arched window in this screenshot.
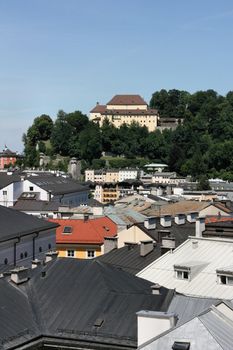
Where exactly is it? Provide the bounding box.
[48,243,51,250]
[39,247,42,253]
[4,258,8,265]
[24,252,28,258]
[20,253,23,259]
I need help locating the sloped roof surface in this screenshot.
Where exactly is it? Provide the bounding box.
[27,175,89,195]
[138,237,233,299]
[0,258,174,349]
[107,94,147,105]
[142,200,210,217]
[49,217,117,244]
[0,173,21,189]
[96,244,162,275]
[0,205,58,242]
[13,199,60,211]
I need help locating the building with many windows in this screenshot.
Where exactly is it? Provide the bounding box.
[90,94,159,132]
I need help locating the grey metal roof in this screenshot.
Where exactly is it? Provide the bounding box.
[0,258,174,349]
[0,173,21,189]
[167,294,220,326]
[96,244,162,275]
[12,199,60,212]
[27,175,89,195]
[0,205,58,242]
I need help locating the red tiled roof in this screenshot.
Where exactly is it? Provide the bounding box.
[107,95,147,106]
[90,105,107,113]
[205,216,233,224]
[49,217,117,245]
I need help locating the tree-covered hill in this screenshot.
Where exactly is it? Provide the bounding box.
[22,89,233,181]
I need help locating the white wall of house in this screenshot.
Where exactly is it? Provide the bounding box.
[119,170,138,182]
[117,225,150,248]
[0,181,23,207]
[23,180,48,200]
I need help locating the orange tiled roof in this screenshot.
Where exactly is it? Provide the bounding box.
[205,216,233,224]
[107,94,147,105]
[49,217,117,245]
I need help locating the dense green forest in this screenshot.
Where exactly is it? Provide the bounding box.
[22,89,233,181]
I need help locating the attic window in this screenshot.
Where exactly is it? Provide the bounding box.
[103,226,110,231]
[63,226,72,234]
[174,266,190,280]
[216,268,233,285]
[172,342,190,350]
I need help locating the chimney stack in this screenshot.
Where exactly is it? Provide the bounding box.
[124,242,138,250]
[151,283,161,295]
[104,236,118,254]
[31,259,42,269]
[186,212,198,223]
[140,240,154,257]
[174,213,186,225]
[160,215,172,227]
[10,267,29,284]
[161,235,175,250]
[45,251,58,263]
[195,217,205,238]
[144,217,156,230]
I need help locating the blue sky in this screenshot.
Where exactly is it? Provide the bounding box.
[1,0,233,151]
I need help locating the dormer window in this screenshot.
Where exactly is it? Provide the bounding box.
[216,267,233,285]
[175,269,190,280]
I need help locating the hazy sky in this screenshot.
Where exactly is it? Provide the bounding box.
[1,0,233,151]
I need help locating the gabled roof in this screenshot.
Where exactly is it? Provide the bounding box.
[90,104,107,113]
[27,175,89,195]
[107,94,147,106]
[137,236,233,299]
[139,302,233,350]
[0,205,58,242]
[0,258,174,349]
[49,217,117,244]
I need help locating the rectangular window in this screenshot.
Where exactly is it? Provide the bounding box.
[3,191,7,196]
[176,270,189,280]
[219,274,233,285]
[67,250,75,257]
[29,186,34,191]
[87,250,95,258]
[63,226,72,234]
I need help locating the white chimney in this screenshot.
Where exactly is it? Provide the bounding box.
[31,259,42,269]
[151,283,161,295]
[10,267,29,284]
[160,215,172,227]
[195,217,205,238]
[186,212,198,223]
[162,236,175,249]
[104,236,118,254]
[174,213,186,225]
[137,311,178,347]
[140,240,154,257]
[45,251,58,263]
[144,217,156,230]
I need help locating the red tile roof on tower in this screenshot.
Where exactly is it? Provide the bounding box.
[90,104,107,113]
[49,217,117,245]
[107,95,147,106]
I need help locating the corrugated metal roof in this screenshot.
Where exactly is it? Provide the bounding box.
[0,258,174,349]
[137,237,233,299]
